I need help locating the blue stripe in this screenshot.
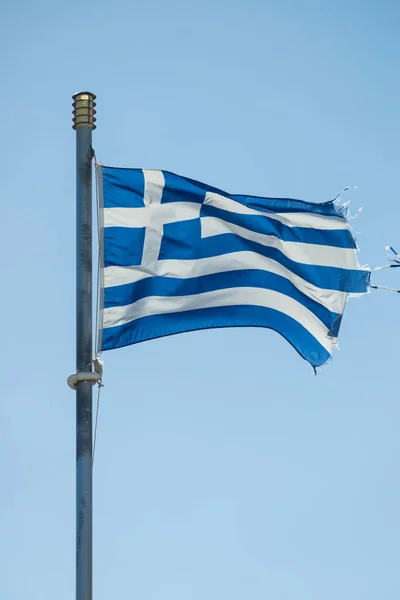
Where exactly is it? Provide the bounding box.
[102,305,331,368]
[161,233,370,293]
[161,171,206,204]
[104,269,340,331]
[200,204,356,248]
[228,194,344,218]
[102,166,347,218]
[161,171,346,217]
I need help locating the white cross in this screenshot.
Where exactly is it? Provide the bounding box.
[104,169,201,275]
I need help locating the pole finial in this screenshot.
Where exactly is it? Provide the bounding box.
[72,91,96,130]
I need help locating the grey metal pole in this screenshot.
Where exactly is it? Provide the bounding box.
[72,92,97,600]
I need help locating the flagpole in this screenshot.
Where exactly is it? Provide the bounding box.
[72,91,97,600]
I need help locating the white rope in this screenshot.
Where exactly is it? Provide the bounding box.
[92,357,103,465]
[371,284,400,294]
[370,245,400,294]
[92,155,104,466]
[94,160,104,359]
[92,378,103,466]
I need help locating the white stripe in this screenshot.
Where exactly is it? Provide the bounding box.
[103,287,334,353]
[201,216,358,269]
[104,251,348,314]
[104,203,200,228]
[204,192,349,230]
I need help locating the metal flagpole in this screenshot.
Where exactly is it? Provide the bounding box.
[70,91,97,600]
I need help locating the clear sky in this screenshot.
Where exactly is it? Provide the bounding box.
[1,1,399,598]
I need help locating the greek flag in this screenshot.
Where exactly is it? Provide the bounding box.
[98,166,370,368]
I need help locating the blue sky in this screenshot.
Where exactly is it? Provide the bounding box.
[1,1,399,598]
